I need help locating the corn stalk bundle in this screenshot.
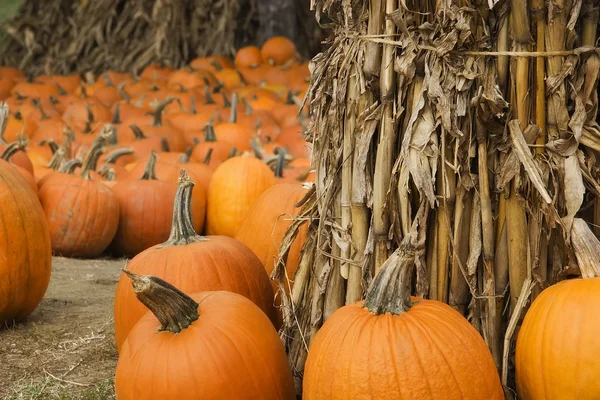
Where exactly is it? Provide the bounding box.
[276,0,600,394]
[0,0,324,76]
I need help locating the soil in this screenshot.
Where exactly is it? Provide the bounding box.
[0,257,125,399]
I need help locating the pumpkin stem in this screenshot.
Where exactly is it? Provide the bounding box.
[15,92,26,101]
[229,93,238,123]
[141,151,158,180]
[204,86,215,105]
[46,148,66,170]
[158,169,206,247]
[285,90,295,105]
[210,59,223,72]
[59,158,82,174]
[204,124,217,142]
[153,97,176,127]
[117,83,131,104]
[161,137,170,152]
[363,239,417,315]
[122,268,199,334]
[250,140,263,160]
[80,131,108,179]
[202,148,213,165]
[98,164,116,181]
[242,98,253,116]
[130,124,147,140]
[102,73,114,87]
[50,95,60,105]
[228,148,238,158]
[112,103,122,124]
[274,147,287,178]
[190,96,197,115]
[40,138,59,155]
[220,92,231,108]
[55,83,67,96]
[1,136,28,162]
[79,84,88,99]
[62,127,74,159]
[105,147,133,164]
[0,103,9,145]
[31,98,51,121]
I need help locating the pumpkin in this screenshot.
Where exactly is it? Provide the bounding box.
[99,147,134,179]
[34,147,67,183]
[1,138,38,194]
[206,154,277,236]
[0,104,34,174]
[516,277,600,399]
[260,36,297,66]
[236,183,310,297]
[190,124,235,168]
[213,94,253,151]
[303,239,504,400]
[235,46,263,68]
[0,153,52,323]
[110,152,203,257]
[113,170,277,350]
[38,133,120,257]
[115,271,295,400]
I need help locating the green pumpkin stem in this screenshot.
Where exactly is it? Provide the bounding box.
[122,268,199,334]
[221,92,231,108]
[228,147,238,158]
[98,164,116,181]
[105,147,133,164]
[161,137,170,152]
[153,97,176,127]
[204,124,217,142]
[130,124,147,140]
[118,83,131,104]
[1,136,28,162]
[250,140,263,160]
[46,148,66,170]
[59,158,82,174]
[274,147,287,178]
[229,93,238,123]
[112,103,122,125]
[204,86,215,105]
[242,97,253,116]
[285,90,295,105]
[202,148,213,165]
[55,83,68,96]
[80,130,108,179]
[40,139,59,154]
[363,239,417,315]
[31,99,50,121]
[158,169,206,247]
[141,151,158,180]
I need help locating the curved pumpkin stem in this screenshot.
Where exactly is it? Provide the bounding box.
[250,139,264,160]
[1,136,28,162]
[141,151,159,180]
[80,132,107,180]
[98,164,116,181]
[152,97,176,127]
[117,83,131,104]
[104,147,133,164]
[40,139,59,155]
[130,124,147,140]
[59,158,83,174]
[46,148,66,170]
[158,169,207,247]
[0,103,9,145]
[363,239,417,315]
[122,268,199,334]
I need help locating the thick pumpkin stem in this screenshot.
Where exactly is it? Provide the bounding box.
[46,148,66,170]
[221,92,232,108]
[1,136,28,162]
[228,148,238,158]
[204,124,217,142]
[140,151,159,180]
[161,138,170,152]
[80,134,107,180]
[122,268,199,334]
[0,103,8,144]
[363,239,417,315]
[152,97,176,127]
[105,147,133,164]
[229,93,239,123]
[158,169,207,247]
[99,165,116,181]
[204,87,216,105]
[250,140,264,160]
[242,98,254,116]
[59,158,83,174]
[202,148,213,165]
[112,103,122,124]
[274,147,287,178]
[40,139,59,154]
[117,83,131,104]
[130,124,147,140]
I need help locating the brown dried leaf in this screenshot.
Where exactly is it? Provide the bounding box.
[571,218,600,278]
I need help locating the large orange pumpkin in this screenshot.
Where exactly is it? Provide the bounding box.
[236,183,310,295]
[303,240,504,400]
[115,271,295,400]
[206,154,277,236]
[0,154,52,323]
[110,152,202,256]
[516,277,600,399]
[113,170,277,351]
[38,135,120,257]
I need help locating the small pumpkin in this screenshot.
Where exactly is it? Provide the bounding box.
[260,36,297,66]
[113,170,277,350]
[38,132,120,257]
[190,124,235,169]
[303,239,504,400]
[115,271,295,400]
[206,154,277,236]
[235,46,263,69]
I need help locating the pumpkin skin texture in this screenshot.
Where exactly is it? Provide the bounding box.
[516,278,600,400]
[0,161,52,323]
[115,285,295,399]
[303,298,504,400]
[113,172,277,350]
[236,183,309,294]
[206,155,277,237]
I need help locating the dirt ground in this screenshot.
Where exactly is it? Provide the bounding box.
[0,257,126,400]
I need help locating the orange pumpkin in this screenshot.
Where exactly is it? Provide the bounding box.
[38,135,120,257]
[190,124,235,169]
[516,277,600,399]
[206,154,277,236]
[303,240,504,400]
[1,138,38,194]
[260,36,297,66]
[0,154,52,323]
[115,271,295,400]
[113,171,277,350]
[235,46,263,68]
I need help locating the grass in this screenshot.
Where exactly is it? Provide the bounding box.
[5,378,115,400]
[0,0,21,23]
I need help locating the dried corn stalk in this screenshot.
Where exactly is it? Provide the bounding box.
[279,0,600,394]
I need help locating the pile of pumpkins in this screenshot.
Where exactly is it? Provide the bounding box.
[1,36,598,400]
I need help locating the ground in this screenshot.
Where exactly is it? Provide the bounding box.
[0,257,125,400]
